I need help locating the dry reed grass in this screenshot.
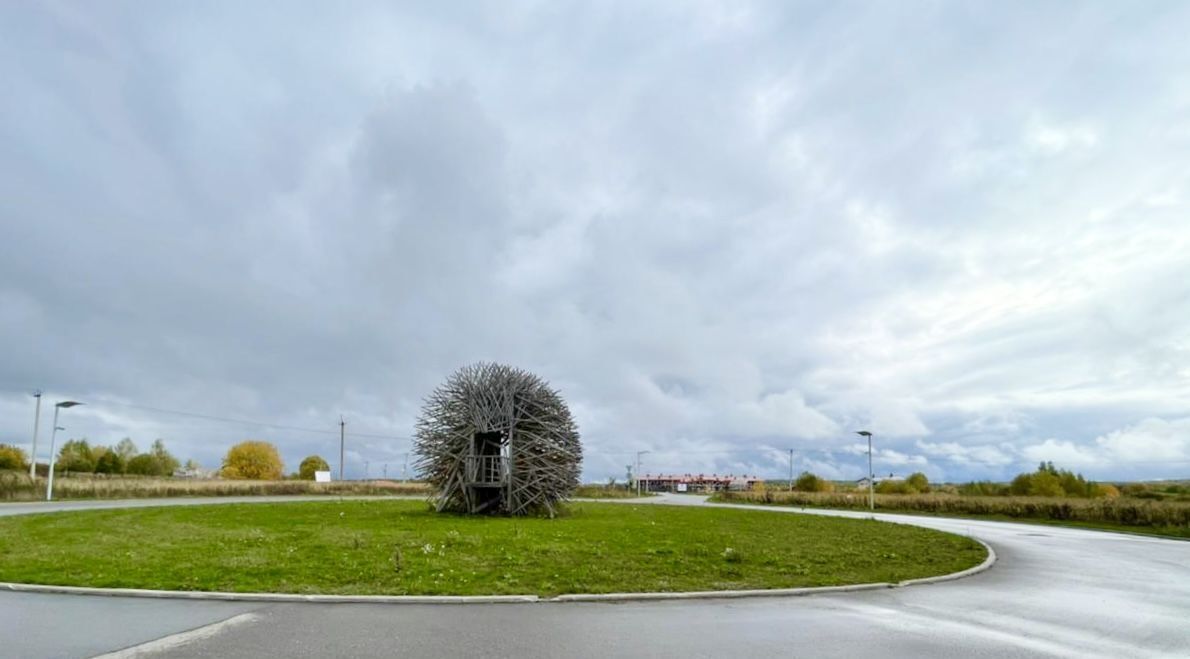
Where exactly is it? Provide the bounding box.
[0,470,429,501]
[713,489,1190,531]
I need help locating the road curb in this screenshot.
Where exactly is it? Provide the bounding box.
[0,581,540,604]
[549,582,894,602]
[895,537,996,588]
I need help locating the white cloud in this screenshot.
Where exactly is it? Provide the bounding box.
[868,401,931,438]
[1021,439,1103,467]
[1094,417,1190,463]
[875,449,929,469]
[1019,418,1190,472]
[733,390,839,439]
[917,440,1016,467]
[1025,119,1100,156]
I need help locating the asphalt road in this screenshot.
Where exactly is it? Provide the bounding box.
[1,495,1187,658]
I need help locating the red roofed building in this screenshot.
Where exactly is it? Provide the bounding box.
[637,473,762,493]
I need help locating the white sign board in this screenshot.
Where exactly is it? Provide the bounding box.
[315,470,332,483]
[677,483,688,493]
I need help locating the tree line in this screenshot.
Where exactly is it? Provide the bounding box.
[219,440,329,481]
[958,462,1120,498]
[0,439,332,482]
[0,438,184,476]
[789,470,932,494]
[787,462,1123,498]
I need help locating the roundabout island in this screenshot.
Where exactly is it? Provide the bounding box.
[0,498,986,598]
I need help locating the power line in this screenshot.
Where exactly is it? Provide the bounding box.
[87,399,414,442]
[584,447,1190,466]
[25,394,1190,468]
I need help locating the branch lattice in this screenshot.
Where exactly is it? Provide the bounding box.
[414,363,582,516]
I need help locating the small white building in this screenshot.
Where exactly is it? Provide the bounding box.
[856,473,903,489]
[173,466,216,479]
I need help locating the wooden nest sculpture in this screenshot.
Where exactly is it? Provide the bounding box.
[414,362,582,516]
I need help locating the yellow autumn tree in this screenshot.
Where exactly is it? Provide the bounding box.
[221,441,284,480]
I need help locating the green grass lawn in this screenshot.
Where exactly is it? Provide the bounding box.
[572,484,656,498]
[0,501,986,596]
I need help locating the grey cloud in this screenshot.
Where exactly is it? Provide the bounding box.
[2,2,1188,482]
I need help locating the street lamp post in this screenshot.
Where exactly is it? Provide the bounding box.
[856,430,874,510]
[46,401,83,501]
[29,390,42,479]
[635,450,651,497]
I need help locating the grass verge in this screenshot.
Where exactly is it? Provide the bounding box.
[709,491,1190,539]
[572,484,656,499]
[0,500,986,596]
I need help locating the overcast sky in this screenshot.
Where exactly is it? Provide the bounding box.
[2,1,1188,483]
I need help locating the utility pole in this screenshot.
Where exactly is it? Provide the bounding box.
[364,460,370,480]
[383,463,388,480]
[788,448,794,491]
[339,415,345,481]
[402,452,408,482]
[29,390,42,479]
[635,450,650,497]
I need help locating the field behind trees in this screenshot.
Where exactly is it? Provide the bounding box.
[0,471,429,501]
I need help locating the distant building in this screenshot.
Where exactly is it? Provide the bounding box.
[856,472,903,489]
[173,466,216,479]
[637,473,763,493]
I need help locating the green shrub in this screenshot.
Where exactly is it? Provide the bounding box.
[1030,471,1064,497]
[127,453,167,476]
[298,455,331,480]
[905,472,930,494]
[1010,473,1034,496]
[56,440,95,473]
[1091,483,1120,498]
[121,439,182,476]
[149,439,180,475]
[794,472,833,492]
[94,451,125,475]
[958,481,1006,496]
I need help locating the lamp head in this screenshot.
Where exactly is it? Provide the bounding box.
[856,430,872,437]
[56,401,83,409]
